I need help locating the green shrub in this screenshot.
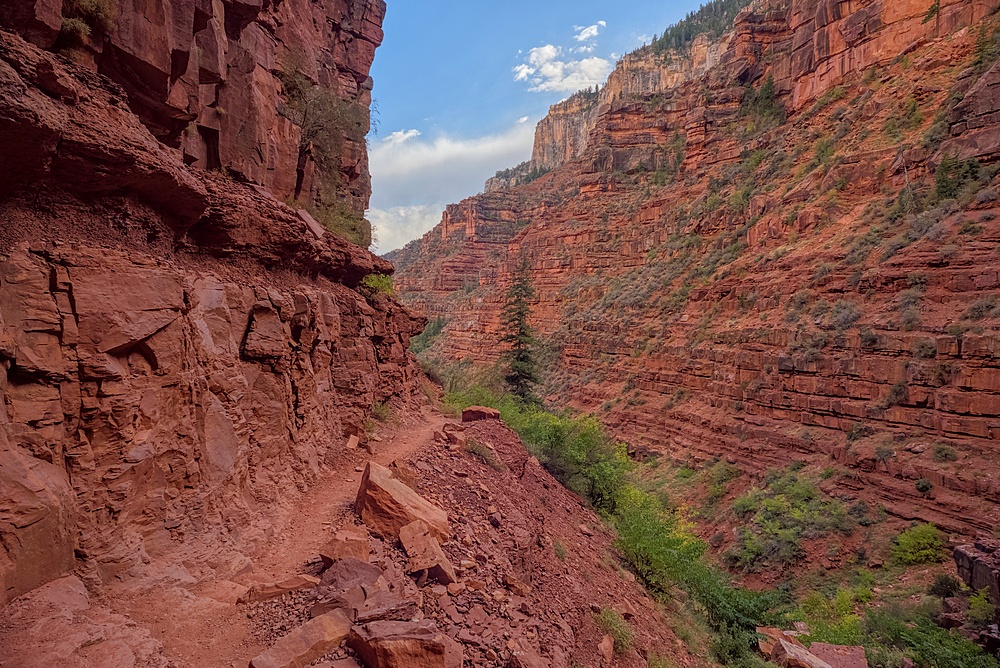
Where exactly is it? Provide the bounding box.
[964,295,997,320]
[370,401,392,422]
[915,478,934,495]
[892,523,946,565]
[466,439,506,471]
[935,154,981,200]
[596,608,635,653]
[912,338,936,359]
[361,273,395,297]
[554,539,567,561]
[968,588,996,627]
[62,0,118,33]
[933,444,958,462]
[928,574,962,598]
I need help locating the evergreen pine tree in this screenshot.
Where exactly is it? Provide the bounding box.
[499,260,538,403]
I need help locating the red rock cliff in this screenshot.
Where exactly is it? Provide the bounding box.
[0,0,385,245]
[392,0,1000,540]
[0,4,422,605]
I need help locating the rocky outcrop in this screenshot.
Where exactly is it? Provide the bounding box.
[0,15,420,606]
[955,538,1000,612]
[2,0,385,243]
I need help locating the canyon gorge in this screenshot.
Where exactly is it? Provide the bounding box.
[4,0,1000,666]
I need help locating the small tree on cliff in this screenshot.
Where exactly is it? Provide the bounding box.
[499,260,539,404]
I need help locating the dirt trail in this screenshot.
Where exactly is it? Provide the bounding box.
[104,404,449,668]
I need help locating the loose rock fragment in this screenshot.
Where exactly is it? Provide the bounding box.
[249,608,351,668]
[355,462,449,542]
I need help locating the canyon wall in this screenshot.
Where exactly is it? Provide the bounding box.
[0,0,385,243]
[391,0,1000,539]
[0,1,422,606]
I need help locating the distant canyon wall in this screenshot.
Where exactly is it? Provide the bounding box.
[391,0,1000,539]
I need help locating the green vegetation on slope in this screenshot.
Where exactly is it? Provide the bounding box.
[649,0,753,55]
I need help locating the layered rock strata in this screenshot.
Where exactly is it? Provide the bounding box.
[391,0,1000,538]
[0,6,420,606]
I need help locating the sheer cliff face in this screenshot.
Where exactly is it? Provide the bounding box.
[394,0,1000,538]
[0,0,385,229]
[0,3,422,605]
[525,0,998,174]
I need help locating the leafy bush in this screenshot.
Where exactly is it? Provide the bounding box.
[596,608,635,653]
[62,0,118,33]
[935,154,981,200]
[892,523,946,564]
[831,300,862,330]
[466,439,506,471]
[928,574,962,598]
[968,588,996,627]
[933,444,958,462]
[964,295,997,320]
[913,338,937,359]
[916,478,934,495]
[370,401,392,422]
[727,468,853,572]
[360,273,395,297]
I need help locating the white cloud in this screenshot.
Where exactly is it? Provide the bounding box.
[368,122,536,253]
[574,21,605,42]
[368,204,447,255]
[512,45,612,93]
[517,116,529,124]
[382,128,421,145]
[573,45,595,54]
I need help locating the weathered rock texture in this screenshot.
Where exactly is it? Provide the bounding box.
[0,7,421,606]
[955,538,1000,613]
[2,0,385,244]
[391,0,1000,539]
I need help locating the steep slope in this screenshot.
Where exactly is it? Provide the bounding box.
[390,0,1000,540]
[0,0,423,608]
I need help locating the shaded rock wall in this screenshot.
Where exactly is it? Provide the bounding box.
[2,0,385,235]
[0,17,422,606]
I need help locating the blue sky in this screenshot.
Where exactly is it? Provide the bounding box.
[367,1,706,253]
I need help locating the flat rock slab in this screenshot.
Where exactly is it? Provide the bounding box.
[249,609,351,668]
[319,557,383,590]
[461,406,500,422]
[355,462,449,542]
[772,638,833,668]
[319,525,371,567]
[347,620,462,668]
[238,574,320,604]
[399,520,457,585]
[809,643,869,668]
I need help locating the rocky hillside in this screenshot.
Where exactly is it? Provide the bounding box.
[390,0,1000,545]
[0,0,424,607]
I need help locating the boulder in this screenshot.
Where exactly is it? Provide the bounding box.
[238,574,320,604]
[355,462,449,542]
[399,520,457,585]
[507,638,547,668]
[310,585,366,620]
[320,525,371,567]
[461,406,500,422]
[757,627,806,655]
[347,620,462,668]
[598,634,615,664]
[249,609,352,668]
[319,558,383,590]
[771,638,832,668]
[809,643,869,668]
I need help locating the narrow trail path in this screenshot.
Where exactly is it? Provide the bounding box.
[106,404,449,668]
